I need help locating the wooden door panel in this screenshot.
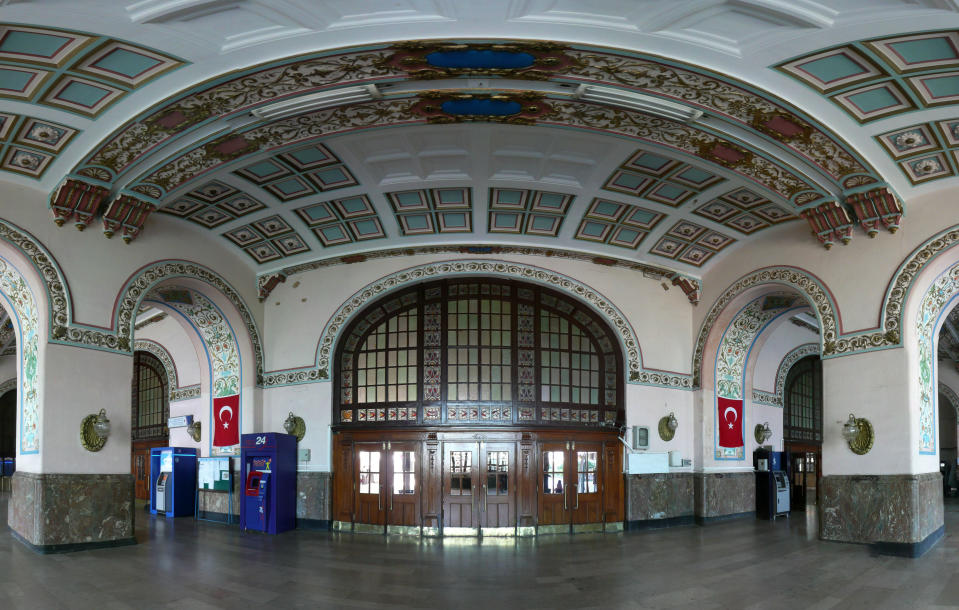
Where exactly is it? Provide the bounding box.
[538,442,570,529]
[332,435,354,524]
[354,443,386,529]
[387,443,420,529]
[443,442,478,533]
[571,443,603,525]
[481,442,515,531]
[603,443,624,523]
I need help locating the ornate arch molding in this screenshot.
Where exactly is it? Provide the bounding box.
[262,259,690,389]
[881,225,959,351]
[0,222,264,382]
[0,254,40,455]
[0,377,15,396]
[940,382,959,416]
[752,343,819,407]
[693,267,837,388]
[113,261,263,384]
[916,262,959,454]
[134,339,200,402]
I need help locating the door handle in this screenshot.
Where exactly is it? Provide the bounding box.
[378,488,382,511]
[574,483,579,510]
[483,482,488,513]
[564,485,568,510]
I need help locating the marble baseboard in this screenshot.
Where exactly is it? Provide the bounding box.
[694,472,755,520]
[297,472,331,522]
[625,473,693,524]
[819,472,944,556]
[8,472,135,553]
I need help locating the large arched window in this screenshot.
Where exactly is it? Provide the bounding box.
[131,351,169,441]
[335,279,623,427]
[784,355,822,443]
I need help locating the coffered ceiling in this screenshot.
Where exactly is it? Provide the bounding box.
[2,0,959,285]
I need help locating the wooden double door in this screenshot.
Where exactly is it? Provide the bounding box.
[333,429,624,535]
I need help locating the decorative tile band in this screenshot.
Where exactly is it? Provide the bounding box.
[915,263,959,454]
[0,254,40,455]
[170,385,201,402]
[261,259,692,390]
[751,343,819,407]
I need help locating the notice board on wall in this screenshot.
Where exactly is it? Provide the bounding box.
[198,457,231,491]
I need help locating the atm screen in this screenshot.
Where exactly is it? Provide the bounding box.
[160,451,173,472]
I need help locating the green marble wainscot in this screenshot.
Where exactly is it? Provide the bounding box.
[625,473,695,530]
[8,472,135,553]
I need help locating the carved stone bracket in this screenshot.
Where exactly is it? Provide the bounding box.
[102,194,157,243]
[50,178,109,230]
[800,200,854,249]
[846,186,902,238]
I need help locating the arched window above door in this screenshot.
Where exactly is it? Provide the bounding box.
[335,279,623,428]
[132,351,169,441]
[784,356,822,444]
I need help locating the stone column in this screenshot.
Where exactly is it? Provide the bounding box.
[8,344,136,553]
[820,349,943,557]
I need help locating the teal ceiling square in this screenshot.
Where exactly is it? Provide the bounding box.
[287,145,335,167]
[630,153,671,171]
[798,53,867,83]
[845,87,900,112]
[351,219,378,235]
[594,201,620,217]
[318,224,347,241]
[0,31,71,58]
[494,212,519,228]
[497,190,523,205]
[611,172,645,190]
[274,178,309,196]
[673,167,713,185]
[303,204,335,223]
[921,74,959,98]
[0,67,34,91]
[403,214,430,230]
[442,212,468,228]
[312,167,347,183]
[245,161,284,179]
[395,191,426,209]
[890,37,958,64]
[581,221,607,238]
[529,215,556,232]
[626,208,658,226]
[338,196,370,216]
[650,184,686,200]
[92,48,162,78]
[56,80,111,107]
[537,192,566,210]
[435,188,467,206]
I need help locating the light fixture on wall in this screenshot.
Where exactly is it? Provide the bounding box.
[754,422,772,444]
[80,408,111,452]
[841,413,874,455]
[658,411,678,441]
[283,411,306,442]
[187,419,201,442]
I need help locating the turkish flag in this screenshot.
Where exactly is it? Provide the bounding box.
[717,397,743,448]
[213,395,240,447]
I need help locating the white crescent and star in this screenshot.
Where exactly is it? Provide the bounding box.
[723,406,738,430]
[218,404,234,429]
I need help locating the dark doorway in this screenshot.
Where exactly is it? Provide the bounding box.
[784,356,822,510]
[0,389,15,459]
[131,351,170,501]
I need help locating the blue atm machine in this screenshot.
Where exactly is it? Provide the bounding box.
[150,447,198,517]
[240,433,296,534]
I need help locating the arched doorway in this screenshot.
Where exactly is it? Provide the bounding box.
[131,351,170,500]
[783,355,823,510]
[331,277,625,535]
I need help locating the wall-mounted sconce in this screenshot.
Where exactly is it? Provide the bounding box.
[754,422,772,444]
[283,411,306,442]
[187,419,201,442]
[658,412,678,441]
[80,408,111,452]
[841,413,874,455]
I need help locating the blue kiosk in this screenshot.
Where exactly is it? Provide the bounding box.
[240,432,296,534]
[150,447,198,517]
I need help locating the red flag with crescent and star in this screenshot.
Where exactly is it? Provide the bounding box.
[213,395,240,447]
[717,396,743,448]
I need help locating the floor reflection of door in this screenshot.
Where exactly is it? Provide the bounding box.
[481,442,515,535]
[387,442,420,534]
[443,442,479,535]
[789,453,807,510]
[354,443,386,532]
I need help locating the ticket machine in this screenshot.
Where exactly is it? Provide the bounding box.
[240,433,296,534]
[150,447,198,517]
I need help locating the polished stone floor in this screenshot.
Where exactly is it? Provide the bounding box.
[1,494,958,609]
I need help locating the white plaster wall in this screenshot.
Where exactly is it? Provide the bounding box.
[262,383,330,472]
[750,403,785,453]
[136,314,202,387]
[39,344,132,474]
[0,181,263,337]
[751,318,819,394]
[822,349,913,476]
[262,253,693,375]
[626,384,693,472]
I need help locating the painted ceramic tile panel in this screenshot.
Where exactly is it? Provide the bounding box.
[0,256,40,454]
